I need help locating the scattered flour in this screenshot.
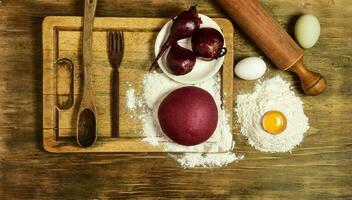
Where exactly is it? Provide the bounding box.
[170,152,240,168]
[125,82,144,119]
[126,88,136,111]
[125,72,242,168]
[236,76,309,153]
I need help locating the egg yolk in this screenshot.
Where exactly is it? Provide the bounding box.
[262,111,287,135]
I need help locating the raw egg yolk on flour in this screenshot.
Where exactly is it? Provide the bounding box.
[262,110,287,135]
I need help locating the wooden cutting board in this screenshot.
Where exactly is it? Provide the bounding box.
[42,16,234,153]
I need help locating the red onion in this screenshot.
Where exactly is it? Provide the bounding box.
[191,28,227,60]
[149,6,202,71]
[167,42,196,75]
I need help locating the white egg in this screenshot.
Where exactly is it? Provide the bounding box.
[294,14,321,49]
[234,57,267,80]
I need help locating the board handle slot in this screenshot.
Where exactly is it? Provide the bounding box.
[55,58,74,110]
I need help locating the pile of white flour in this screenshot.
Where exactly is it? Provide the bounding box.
[236,76,309,153]
[125,72,243,168]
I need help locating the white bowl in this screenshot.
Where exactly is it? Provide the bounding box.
[154,14,226,84]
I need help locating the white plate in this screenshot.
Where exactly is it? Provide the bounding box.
[154,14,226,84]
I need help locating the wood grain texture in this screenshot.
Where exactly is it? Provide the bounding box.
[0,0,351,199]
[215,0,327,96]
[216,0,303,69]
[42,16,234,153]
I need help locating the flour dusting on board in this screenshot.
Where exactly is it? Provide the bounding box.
[125,72,242,168]
[125,82,144,119]
[126,88,136,111]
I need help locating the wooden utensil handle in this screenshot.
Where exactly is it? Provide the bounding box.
[112,69,119,137]
[215,0,326,95]
[83,0,97,70]
[289,58,327,95]
[82,0,97,100]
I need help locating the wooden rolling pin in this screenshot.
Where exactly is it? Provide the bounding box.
[215,0,327,95]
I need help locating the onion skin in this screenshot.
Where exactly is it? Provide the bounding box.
[171,6,202,40]
[167,42,196,75]
[149,6,202,71]
[191,28,227,60]
[158,86,218,146]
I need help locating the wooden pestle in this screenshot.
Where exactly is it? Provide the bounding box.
[215,0,327,95]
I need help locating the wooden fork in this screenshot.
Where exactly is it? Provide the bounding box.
[108,30,124,137]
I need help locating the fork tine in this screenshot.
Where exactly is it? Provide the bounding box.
[108,31,112,55]
[113,31,117,52]
[108,30,124,67]
[111,31,115,54]
[110,31,114,53]
[116,31,120,53]
[120,31,124,55]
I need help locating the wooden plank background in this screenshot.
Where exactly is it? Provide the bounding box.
[0,0,351,199]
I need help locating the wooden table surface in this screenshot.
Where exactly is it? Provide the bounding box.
[0,0,351,199]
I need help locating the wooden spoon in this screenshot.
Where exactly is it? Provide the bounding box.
[76,0,98,147]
